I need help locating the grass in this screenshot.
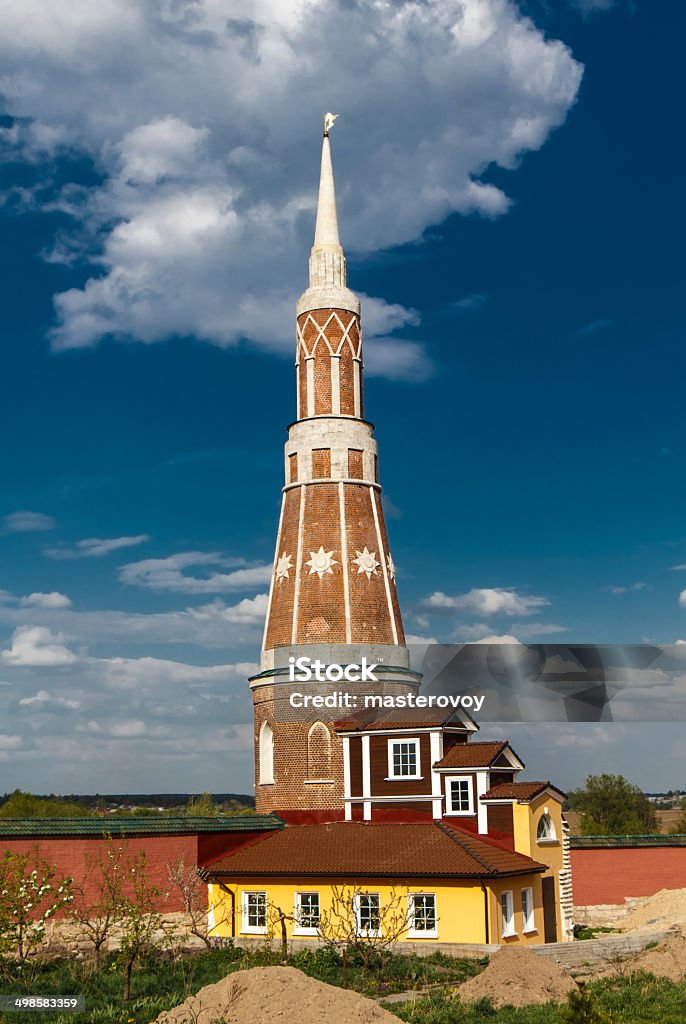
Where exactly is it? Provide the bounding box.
[0,949,684,1024]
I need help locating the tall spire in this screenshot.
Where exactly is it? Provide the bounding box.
[298,120,359,318]
[312,134,342,253]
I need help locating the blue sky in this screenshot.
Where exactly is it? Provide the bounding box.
[1,0,685,795]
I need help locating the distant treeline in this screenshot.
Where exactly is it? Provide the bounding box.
[0,790,255,818]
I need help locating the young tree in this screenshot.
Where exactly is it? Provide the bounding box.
[0,848,73,966]
[185,792,219,816]
[69,835,127,961]
[567,774,659,835]
[317,884,412,983]
[167,854,215,949]
[116,851,172,1001]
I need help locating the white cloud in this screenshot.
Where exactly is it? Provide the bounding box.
[680,590,686,608]
[424,587,550,616]
[2,511,55,532]
[607,581,648,595]
[19,592,72,609]
[474,634,521,644]
[19,689,80,709]
[1,626,77,667]
[44,534,149,559]
[119,551,272,593]
[0,735,22,750]
[0,0,582,375]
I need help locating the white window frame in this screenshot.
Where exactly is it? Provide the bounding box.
[242,891,267,934]
[258,721,274,786]
[387,738,422,780]
[293,891,321,936]
[536,813,557,844]
[521,886,535,934]
[407,892,438,938]
[500,889,515,938]
[445,775,474,815]
[354,892,381,937]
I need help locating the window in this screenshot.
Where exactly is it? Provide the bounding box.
[445,776,473,815]
[536,813,556,843]
[307,722,332,781]
[259,721,274,785]
[242,891,267,934]
[408,893,437,938]
[388,738,421,779]
[294,892,320,934]
[500,890,515,938]
[355,893,381,937]
[521,887,535,933]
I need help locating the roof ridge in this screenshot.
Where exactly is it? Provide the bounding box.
[435,821,496,874]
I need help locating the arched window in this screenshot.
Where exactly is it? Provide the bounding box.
[259,721,274,785]
[536,813,556,842]
[307,721,332,781]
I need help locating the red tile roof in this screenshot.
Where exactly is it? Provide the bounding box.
[205,821,546,879]
[433,740,521,769]
[482,781,566,802]
[335,707,471,732]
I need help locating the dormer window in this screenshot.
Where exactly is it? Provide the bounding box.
[536,813,557,843]
[445,776,474,815]
[387,738,421,779]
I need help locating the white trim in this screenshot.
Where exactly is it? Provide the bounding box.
[521,886,535,934]
[291,484,306,644]
[430,732,443,820]
[476,771,489,834]
[342,736,351,800]
[445,775,474,816]
[361,734,371,820]
[354,892,381,938]
[242,891,268,935]
[261,492,286,651]
[387,737,422,780]
[370,487,398,644]
[331,353,341,414]
[353,357,361,417]
[338,481,352,643]
[536,813,557,843]
[407,892,438,939]
[500,889,515,938]
[293,891,321,936]
[306,357,315,417]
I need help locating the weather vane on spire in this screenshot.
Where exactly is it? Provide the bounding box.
[323,112,339,137]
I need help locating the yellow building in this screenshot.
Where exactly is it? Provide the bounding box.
[206,811,569,946]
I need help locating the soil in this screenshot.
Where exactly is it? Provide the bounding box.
[455,945,578,1009]
[602,928,686,982]
[622,888,686,933]
[153,965,401,1024]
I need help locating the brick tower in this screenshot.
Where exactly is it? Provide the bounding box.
[251,119,420,816]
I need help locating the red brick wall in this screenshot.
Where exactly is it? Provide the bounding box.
[1,835,198,912]
[571,847,686,905]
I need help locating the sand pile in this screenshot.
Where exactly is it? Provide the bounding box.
[456,946,578,1009]
[604,929,686,982]
[622,888,686,933]
[153,966,400,1024]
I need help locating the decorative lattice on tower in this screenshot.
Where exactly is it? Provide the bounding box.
[250,121,419,817]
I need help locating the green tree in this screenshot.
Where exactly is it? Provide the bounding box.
[115,851,172,1001]
[669,796,686,835]
[567,774,659,835]
[0,789,91,818]
[559,984,606,1023]
[185,792,219,816]
[69,835,126,962]
[0,848,73,966]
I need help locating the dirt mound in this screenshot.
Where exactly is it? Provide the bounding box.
[153,965,400,1024]
[606,929,686,982]
[622,888,686,933]
[456,946,578,1009]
